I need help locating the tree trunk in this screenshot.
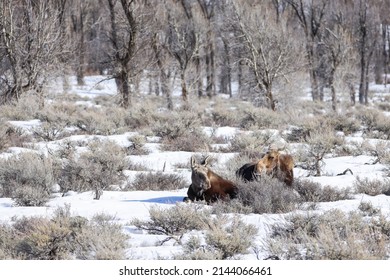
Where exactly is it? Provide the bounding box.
[329,72,336,111]
[307,42,320,101]
[76,12,85,86]
[349,83,356,106]
[195,56,203,98]
[181,70,188,102]
[115,69,130,108]
[358,0,367,104]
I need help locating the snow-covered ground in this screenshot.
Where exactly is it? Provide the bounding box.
[1,75,390,266]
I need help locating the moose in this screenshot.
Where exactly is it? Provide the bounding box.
[236,146,294,186]
[184,155,238,203]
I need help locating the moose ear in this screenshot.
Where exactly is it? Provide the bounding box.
[202,156,210,166]
[191,155,196,168]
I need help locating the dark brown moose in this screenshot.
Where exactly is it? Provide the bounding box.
[184,155,238,203]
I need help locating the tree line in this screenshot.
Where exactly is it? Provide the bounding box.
[0,0,389,111]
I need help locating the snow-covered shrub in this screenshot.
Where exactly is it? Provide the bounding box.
[32,103,77,141]
[240,107,285,130]
[13,184,51,207]
[74,213,129,260]
[358,201,381,216]
[0,124,30,152]
[0,94,40,121]
[236,177,300,214]
[56,140,127,199]
[227,132,270,155]
[131,204,211,245]
[210,104,241,127]
[73,107,127,135]
[152,110,201,140]
[174,236,223,260]
[174,215,257,260]
[152,110,211,152]
[293,179,352,203]
[265,209,390,259]
[355,107,390,139]
[0,152,55,203]
[296,125,343,176]
[330,113,361,136]
[0,205,129,260]
[354,177,390,196]
[124,100,160,130]
[161,129,211,152]
[127,134,148,155]
[127,171,187,191]
[205,215,257,259]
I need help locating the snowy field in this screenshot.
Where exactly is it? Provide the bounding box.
[1,75,390,265]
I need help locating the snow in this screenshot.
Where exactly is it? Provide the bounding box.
[2,75,390,264]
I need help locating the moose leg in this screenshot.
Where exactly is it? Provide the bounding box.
[183,184,204,202]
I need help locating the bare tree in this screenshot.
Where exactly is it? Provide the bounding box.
[356,0,379,105]
[70,0,93,86]
[105,0,151,108]
[321,8,355,111]
[231,2,303,111]
[165,3,198,104]
[0,0,67,105]
[285,0,328,102]
[151,1,175,109]
[197,0,216,98]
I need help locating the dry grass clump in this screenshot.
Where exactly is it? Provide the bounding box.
[124,100,161,130]
[131,204,212,245]
[293,179,353,203]
[358,201,381,216]
[161,129,211,152]
[235,177,300,214]
[360,140,390,165]
[152,110,211,152]
[204,215,257,259]
[173,214,257,260]
[0,124,31,152]
[209,104,241,127]
[56,140,127,199]
[152,110,201,140]
[295,125,344,176]
[127,135,149,155]
[0,205,129,260]
[226,131,274,155]
[0,95,41,121]
[0,152,56,206]
[73,108,126,135]
[354,177,390,196]
[266,209,390,259]
[240,107,286,130]
[354,106,390,139]
[126,171,187,191]
[74,212,129,260]
[329,113,362,136]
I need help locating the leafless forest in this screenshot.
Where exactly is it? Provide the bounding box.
[2,0,390,261]
[1,0,389,110]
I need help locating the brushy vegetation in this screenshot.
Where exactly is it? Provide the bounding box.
[0,205,129,260]
[1,84,390,260]
[132,204,258,260]
[126,172,187,191]
[235,177,300,214]
[0,152,56,206]
[354,177,390,196]
[131,204,212,245]
[55,139,128,199]
[293,179,353,203]
[265,209,390,259]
